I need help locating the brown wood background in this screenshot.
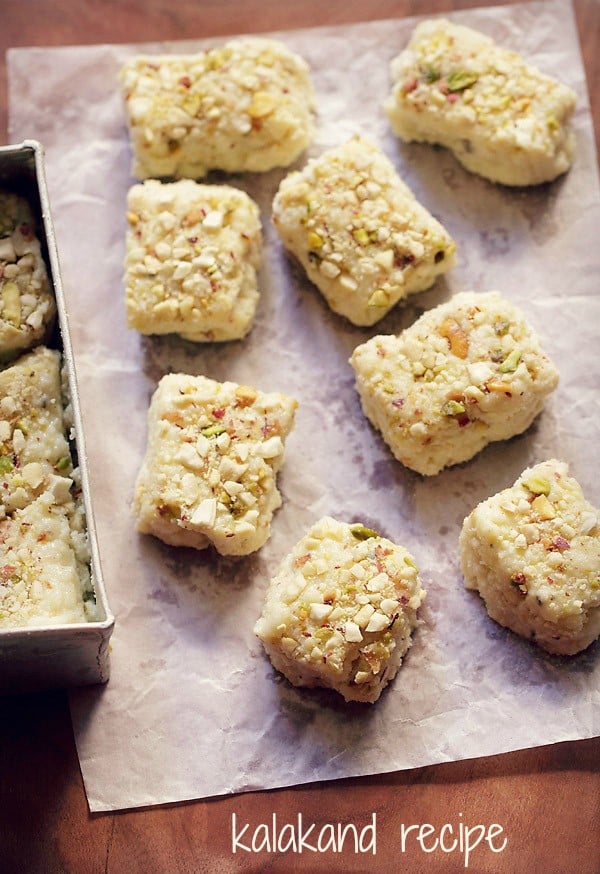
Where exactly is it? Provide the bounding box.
[1,2,598,872]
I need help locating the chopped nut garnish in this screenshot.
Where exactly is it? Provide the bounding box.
[352,228,370,245]
[442,399,466,416]
[201,424,227,438]
[307,230,324,250]
[498,349,522,373]
[350,523,380,541]
[439,316,469,358]
[1,281,21,326]
[446,70,479,92]
[485,380,512,395]
[235,385,258,406]
[523,476,551,496]
[367,289,390,308]
[531,494,556,520]
[246,90,277,119]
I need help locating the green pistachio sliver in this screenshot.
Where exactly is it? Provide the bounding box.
[447,71,479,92]
[523,475,551,496]
[423,64,440,83]
[201,424,227,438]
[493,319,510,336]
[0,454,13,474]
[56,455,71,472]
[404,556,418,570]
[350,523,380,541]
[442,400,466,416]
[498,349,522,373]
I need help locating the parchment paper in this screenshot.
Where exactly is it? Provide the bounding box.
[8,0,599,812]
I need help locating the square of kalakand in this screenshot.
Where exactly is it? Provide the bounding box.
[0,346,73,515]
[272,136,456,327]
[0,190,54,360]
[0,347,95,628]
[350,291,559,476]
[119,38,315,179]
[125,179,262,342]
[384,19,577,186]
[133,373,297,556]
[255,516,426,703]
[0,491,93,629]
[460,459,600,655]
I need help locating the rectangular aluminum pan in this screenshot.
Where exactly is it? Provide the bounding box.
[0,140,114,692]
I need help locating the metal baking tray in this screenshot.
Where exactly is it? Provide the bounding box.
[0,140,114,692]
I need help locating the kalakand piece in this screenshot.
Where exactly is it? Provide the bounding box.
[350,291,559,476]
[0,492,92,628]
[384,19,577,186]
[119,38,315,179]
[0,346,73,515]
[0,347,95,628]
[125,179,262,342]
[133,373,297,555]
[460,459,600,655]
[255,516,425,703]
[272,136,456,326]
[0,190,55,360]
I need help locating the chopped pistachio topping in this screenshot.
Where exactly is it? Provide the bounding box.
[0,455,13,474]
[200,424,227,438]
[498,348,522,373]
[350,523,380,541]
[446,71,479,92]
[442,399,466,416]
[423,65,440,83]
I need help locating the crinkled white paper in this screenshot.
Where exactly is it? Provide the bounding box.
[8,0,599,812]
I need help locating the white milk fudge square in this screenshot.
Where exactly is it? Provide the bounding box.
[255,516,426,703]
[119,38,315,179]
[0,346,73,515]
[272,136,456,326]
[350,291,559,476]
[0,492,92,629]
[460,459,600,655]
[125,179,262,342]
[0,190,55,360]
[133,373,297,556]
[0,346,95,628]
[384,19,577,186]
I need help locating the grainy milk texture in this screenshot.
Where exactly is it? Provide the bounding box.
[7,0,599,812]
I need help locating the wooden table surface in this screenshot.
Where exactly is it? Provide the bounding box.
[1,2,598,872]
